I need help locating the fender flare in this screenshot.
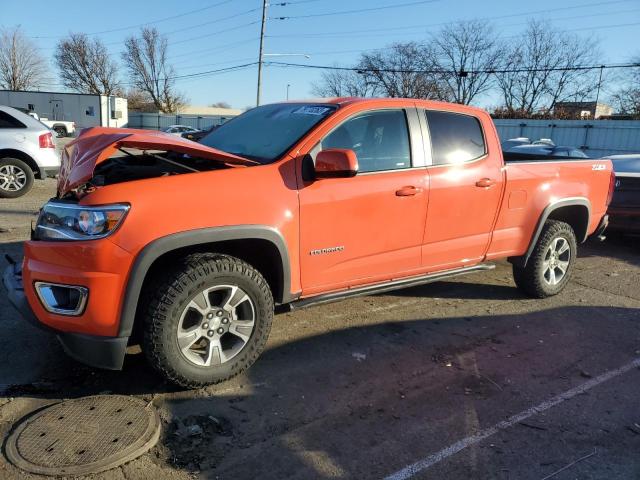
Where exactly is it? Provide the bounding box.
[510,197,591,268]
[117,225,292,337]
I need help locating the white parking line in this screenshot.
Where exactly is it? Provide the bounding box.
[384,356,640,480]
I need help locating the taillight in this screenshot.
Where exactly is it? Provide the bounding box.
[39,132,55,149]
[606,170,615,206]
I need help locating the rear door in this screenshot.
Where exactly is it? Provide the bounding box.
[420,109,504,270]
[298,107,429,295]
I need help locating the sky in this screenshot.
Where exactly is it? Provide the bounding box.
[2,0,639,109]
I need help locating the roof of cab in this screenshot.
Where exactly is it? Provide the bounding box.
[274,97,490,117]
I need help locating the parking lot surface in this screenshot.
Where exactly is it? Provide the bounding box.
[0,179,638,479]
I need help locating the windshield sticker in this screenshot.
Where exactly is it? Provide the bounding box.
[292,106,332,116]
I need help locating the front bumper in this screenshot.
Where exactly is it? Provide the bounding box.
[2,262,128,370]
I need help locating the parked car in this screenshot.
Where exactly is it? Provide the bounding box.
[602,154,640,233]
[501,137,531,151]
[26,111,76,138]
[181,125,218,142]
[505,144,589,159]
[3,98,613,387]
[0,106,60,198]
[162,125,200,137]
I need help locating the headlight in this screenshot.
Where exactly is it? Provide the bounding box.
[34,202,130,241]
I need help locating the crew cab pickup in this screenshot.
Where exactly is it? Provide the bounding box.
[3,98,613,387]
[27,112,76,138]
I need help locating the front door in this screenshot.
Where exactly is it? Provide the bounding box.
[298,108,429,295]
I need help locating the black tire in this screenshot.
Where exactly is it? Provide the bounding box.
[142,253,274,388]
[0,158,35,199]
[53,126,66,137]
[513,220,577,298]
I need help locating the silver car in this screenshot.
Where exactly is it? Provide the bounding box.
[0,106,61,198]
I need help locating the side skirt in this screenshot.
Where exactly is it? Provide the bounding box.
[288,263,495,310]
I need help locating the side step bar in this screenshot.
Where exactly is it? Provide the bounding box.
[288,263,495,310]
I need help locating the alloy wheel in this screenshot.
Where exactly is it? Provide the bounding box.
[176,285,256,367]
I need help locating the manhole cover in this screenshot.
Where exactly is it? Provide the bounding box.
[4,395,160,476]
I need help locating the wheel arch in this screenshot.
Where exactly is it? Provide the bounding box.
[118,226,293,338]
[0,149,41,179]
[509,197,591,268]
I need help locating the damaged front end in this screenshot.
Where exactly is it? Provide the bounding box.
[57,127,257,199]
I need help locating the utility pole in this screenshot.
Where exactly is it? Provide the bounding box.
[594,65,604,118]
[286,83,290,100]
[256,0,268,107]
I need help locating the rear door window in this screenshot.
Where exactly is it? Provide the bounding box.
[0,111,26,129]
[424,110,485,165]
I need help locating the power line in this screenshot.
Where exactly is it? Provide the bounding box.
[266,0,637,37]
[271,0,443,20]
[163,7,262,37]
[31,0,235,39]
[169,21,259,46]
[168,38,257,61]
[265,60,640,75]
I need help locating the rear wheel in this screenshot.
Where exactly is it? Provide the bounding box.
[142,253,274,388]
[513,220,577,298]
[0,158,34,198]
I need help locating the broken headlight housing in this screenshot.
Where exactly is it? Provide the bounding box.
[34,202,130,241]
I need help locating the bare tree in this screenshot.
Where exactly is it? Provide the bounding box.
[54,33,120,95]
[122,27,186,113]
[495,20,601,114]
[124,88,157,112]
[609,55,640,115]
[210,101,232,108]
[358,42,449,99]
[310,66,376,97]
[0,26,47,90]
[428,20,503,105]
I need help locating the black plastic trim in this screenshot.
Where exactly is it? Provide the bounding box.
[117,225,293,337]
[2,264,52,333]
[57,332,128,370]
[289,264,495,310]
[509,197,591,268]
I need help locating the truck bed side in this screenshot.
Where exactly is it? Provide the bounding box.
[486,158,612,261]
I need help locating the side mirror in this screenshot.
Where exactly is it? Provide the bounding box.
[314,149,359,179]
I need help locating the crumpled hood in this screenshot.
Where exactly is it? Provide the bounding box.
[57,127,256,196]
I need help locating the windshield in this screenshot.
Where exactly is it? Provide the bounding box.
[199,103,337,163]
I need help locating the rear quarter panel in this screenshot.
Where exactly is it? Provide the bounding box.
[486,159,612,260]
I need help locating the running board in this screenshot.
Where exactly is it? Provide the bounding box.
[288,263,495,310]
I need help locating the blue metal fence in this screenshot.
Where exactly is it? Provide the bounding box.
[127,112,237,131]
[493,119,640,158]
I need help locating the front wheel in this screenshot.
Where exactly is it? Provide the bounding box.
[142,253,274,388]
[513,220,577,298]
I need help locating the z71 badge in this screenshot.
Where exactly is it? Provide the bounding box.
[592,164,606,171]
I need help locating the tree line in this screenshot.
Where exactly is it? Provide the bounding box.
[0,20,638,116]
[310,19,639,117]
[0,26,185,113]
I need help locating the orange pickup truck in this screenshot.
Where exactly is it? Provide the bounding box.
[3,98,613,387]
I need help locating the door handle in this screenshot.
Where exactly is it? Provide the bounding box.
[475,178,496,188]
[396,186,422,196]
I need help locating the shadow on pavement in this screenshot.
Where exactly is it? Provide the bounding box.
[2,302,639,478]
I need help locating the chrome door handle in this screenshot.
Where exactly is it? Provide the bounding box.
[475,178,496,188]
